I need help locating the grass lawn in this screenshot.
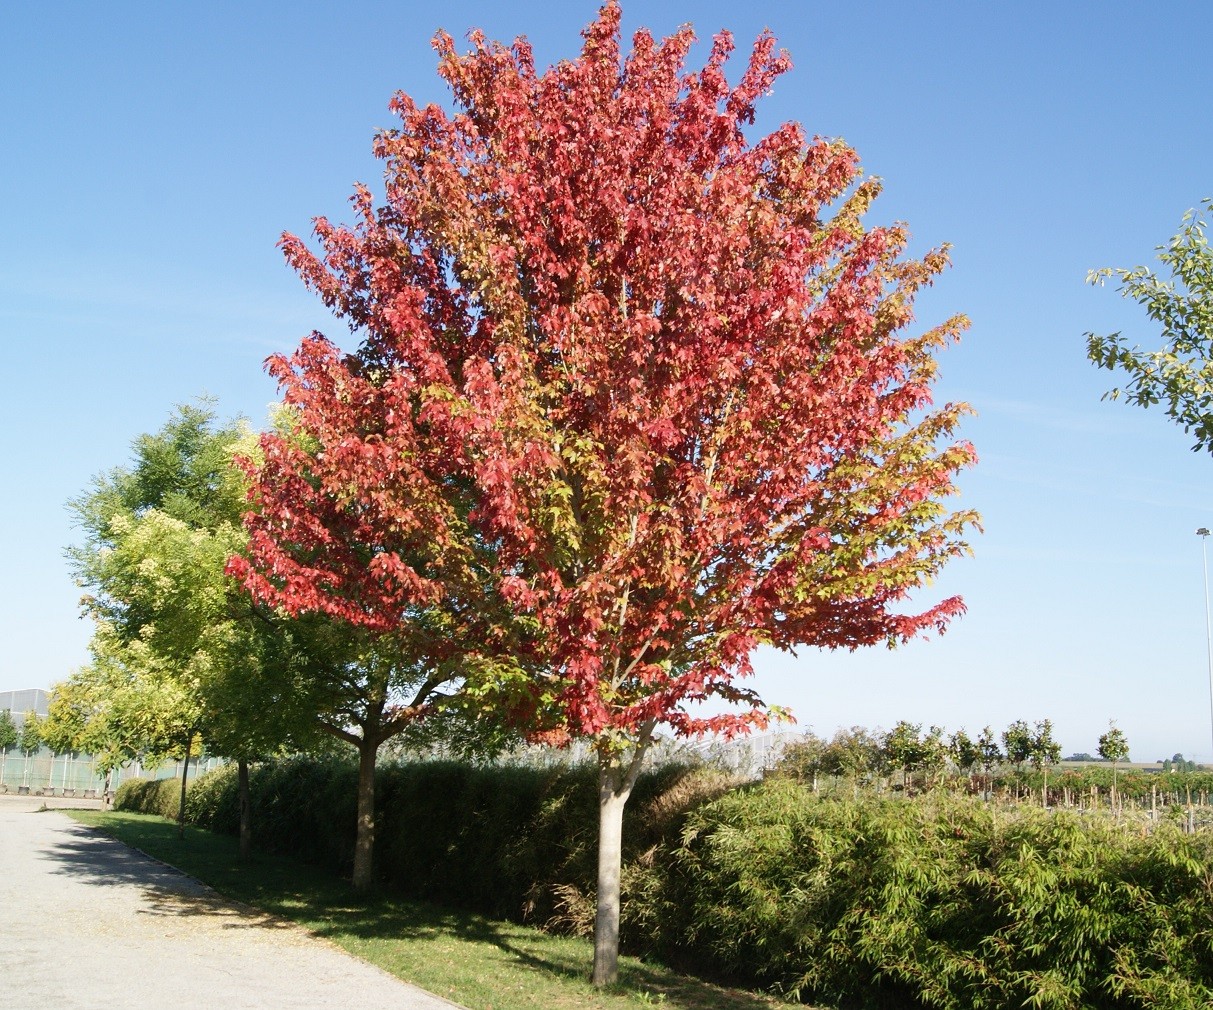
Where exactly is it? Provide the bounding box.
[66,810,790,1010]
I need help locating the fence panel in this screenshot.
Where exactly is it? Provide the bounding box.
[0,749,223,796]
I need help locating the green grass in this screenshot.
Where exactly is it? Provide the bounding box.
[66,810,791,1010]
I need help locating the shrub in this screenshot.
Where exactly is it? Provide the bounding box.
[245,755,359,873]
[180,755,729,939]
[662,783,1213,1008]
[174,756,1213,1008]
[113,777,180,819]
[184,761,240,833]
[375,761,585,920]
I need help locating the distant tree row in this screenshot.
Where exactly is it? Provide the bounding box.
[0,708,44,760]
[776,719,1141,799]
[1162,753,1200,773]
[0,708,54,790]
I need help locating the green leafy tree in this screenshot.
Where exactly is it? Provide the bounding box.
[43,670,125,794]
[19,711,42,755]
[1001,720,1033,774]
[0,709,17,786]
[778,731,830,791]
[19,711,42,788]
[67,401,240,776]
[949,728,981,783]
[1097,720,1130,795]
[920,725,949,788]
[976,725,1002,796]
[1028,719,1061,806]
[824,727,885,793]
[883,721,924,790]
[41,683,85,758]
[1087,198,1213,451]
[44,658,191,795]
[68,402,325,843]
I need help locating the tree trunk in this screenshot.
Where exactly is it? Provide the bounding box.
[238,757,252,861]
[177,731,193,840]
[592,765,632,987]
[351,737,378,891]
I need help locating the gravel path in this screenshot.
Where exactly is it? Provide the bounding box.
[0,796,463,1010]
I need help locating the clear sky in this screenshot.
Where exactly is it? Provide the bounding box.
[3,1,1211,762]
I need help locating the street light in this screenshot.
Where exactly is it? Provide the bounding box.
[1197,528,1213,763]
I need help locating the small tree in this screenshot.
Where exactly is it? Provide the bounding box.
[20,711,42,753]
[47,656,210,802]
[19,711,42,788]
[1028,719,1061,807]
[0,709,17,786]
[778,731,829,790]
[883,720,924,790]
[1097,720,1130,797]
[949,728,980,787]
[920,725,949,788]
[824,727,885,794]
[1002,720,1033,774]
[976,726,1002,798]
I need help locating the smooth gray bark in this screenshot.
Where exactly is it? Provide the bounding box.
[592,775,630,986]
[591,726,654,987]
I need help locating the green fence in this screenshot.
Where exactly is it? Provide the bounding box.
[0,748,223,797]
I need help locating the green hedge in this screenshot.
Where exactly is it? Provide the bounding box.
[181,757,730,930]
[175,759,1213,1008]
[113,776,180,819]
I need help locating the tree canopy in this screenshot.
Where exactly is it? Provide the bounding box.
[1097,721,1130,792]
[19,711,42,756]
[1087,198,1213,452]
[63,402,327,790]
[0,709,18,756]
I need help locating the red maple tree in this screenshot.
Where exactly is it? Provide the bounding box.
[236,3,978,981]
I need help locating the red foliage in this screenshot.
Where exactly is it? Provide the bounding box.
[234,2,977,752]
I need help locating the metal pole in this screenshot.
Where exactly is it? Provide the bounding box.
[1198,529,1213,764]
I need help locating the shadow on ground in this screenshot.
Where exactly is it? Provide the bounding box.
[309,901,782,1010]
[60,811,792,1010]
[35,814,295,931]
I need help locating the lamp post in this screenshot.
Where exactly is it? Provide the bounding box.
[1198,528,1213,764]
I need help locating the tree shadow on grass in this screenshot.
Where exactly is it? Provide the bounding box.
[61,812,796,1010]
[307,899,788,1010]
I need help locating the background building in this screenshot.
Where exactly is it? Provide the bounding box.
[0,688,50,726]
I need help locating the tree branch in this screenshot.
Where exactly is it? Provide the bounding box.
[318,718,360,748]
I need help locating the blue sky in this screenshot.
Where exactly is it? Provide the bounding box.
[3,1,1211,762]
